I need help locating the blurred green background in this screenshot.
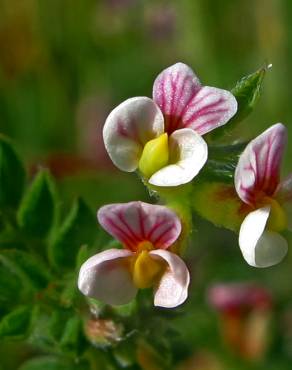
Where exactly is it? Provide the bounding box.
[1,0,292,369]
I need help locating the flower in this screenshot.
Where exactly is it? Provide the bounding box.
[78,201,190,308]
[235,123,291,267]
[208,283,272,314]
[103,63,237,187]
[208,283,272,361]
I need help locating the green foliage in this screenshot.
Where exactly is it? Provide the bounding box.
[0,305,36,340]
[17,170,57,238]
[0,135,25,210]
[49,198,97,269]
[0,249,50,290]
[18,356,89,370]
[0,258,23,314]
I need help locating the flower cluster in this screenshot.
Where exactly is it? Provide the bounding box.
[78,62,290,309]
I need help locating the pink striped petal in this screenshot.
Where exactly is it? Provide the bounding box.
[78,249,137,305]
[235,124,287,206]
[239,207,288,267]
[103,97,164,171]
[97,201,182,251]
[150,250,190,308]
[153,62,237,135]
[149,128,208,187]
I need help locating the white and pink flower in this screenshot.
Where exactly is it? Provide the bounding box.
[235,123,291,267]
[78,201,190,308]
[103,62,237,187]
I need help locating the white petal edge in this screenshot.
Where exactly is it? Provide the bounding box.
[150,250,190,308]
[148,128,208,187]
[78,249,137,305]
[103,97,165,172]
[239,206,288,267]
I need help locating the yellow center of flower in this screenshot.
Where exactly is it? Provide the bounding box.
[138,133,169,179]
[263,197,287,232]
[131,241,166,289]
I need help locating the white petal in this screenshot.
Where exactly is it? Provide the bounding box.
[239,207,288,267]
[148,128,208,187]
[78,249,137,305]
[150,250,190,308]
[103,97,164,171]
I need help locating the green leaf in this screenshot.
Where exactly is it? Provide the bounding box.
[60,316,85,354]
[0,258,24,313]
[208,65,268,139]
[17,170,57,238]
[231,65,267,123]
[0,135,25,210]
[0,305,35,340]
[76,244,90,270]
[28,311,64,352]
[0,250,50,290]
[18,356,89,370]
[198,158,237,184]
[49,198,97,269]
[208,142,247,161]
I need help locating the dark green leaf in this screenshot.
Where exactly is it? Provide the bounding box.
[197,142,250,184]
[208,142,247,161]
[0,258,24,313]
[113,340,136,368]
[0,305,35,339]
[18,356,89,370]
[60,316,85,354]
[17,170,57,238]
[0,135,25,210]
[28,312,64,352]
[198,159,236,184]
[0,228,26,250]
[49,198,97,269]
[0,250,50,290]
